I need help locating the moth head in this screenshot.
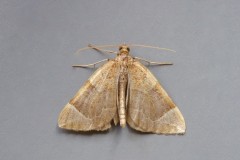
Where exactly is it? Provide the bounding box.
[119,45,130,55]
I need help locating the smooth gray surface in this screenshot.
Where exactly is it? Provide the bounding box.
[1,0,240,160]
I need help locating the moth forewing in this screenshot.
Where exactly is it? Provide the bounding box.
[58,60,119,131]
[127,60,186,134]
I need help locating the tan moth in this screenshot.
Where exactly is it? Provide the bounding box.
[58,44,186,134]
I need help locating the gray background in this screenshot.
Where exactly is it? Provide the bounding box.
[1,0,240,160]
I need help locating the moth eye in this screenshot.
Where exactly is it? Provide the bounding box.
[119,46,123,51]
[127,47,130,52]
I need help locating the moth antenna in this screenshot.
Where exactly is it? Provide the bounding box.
[75,44,119,54]
[128,44,176,53]
[88,44,118,54]
[89,44,120,48]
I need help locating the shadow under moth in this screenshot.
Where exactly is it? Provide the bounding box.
[58,44,186,135]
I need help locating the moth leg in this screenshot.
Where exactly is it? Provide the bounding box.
[125,74,130,110]
[72,59,109,68]
[133,57,173,66]
[114,71,120,126]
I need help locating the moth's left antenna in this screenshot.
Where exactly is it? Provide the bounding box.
[75,44,118,54]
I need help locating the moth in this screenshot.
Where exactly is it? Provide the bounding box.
[58,44,186,134]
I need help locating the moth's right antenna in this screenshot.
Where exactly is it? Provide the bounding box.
[129,44,176,53]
